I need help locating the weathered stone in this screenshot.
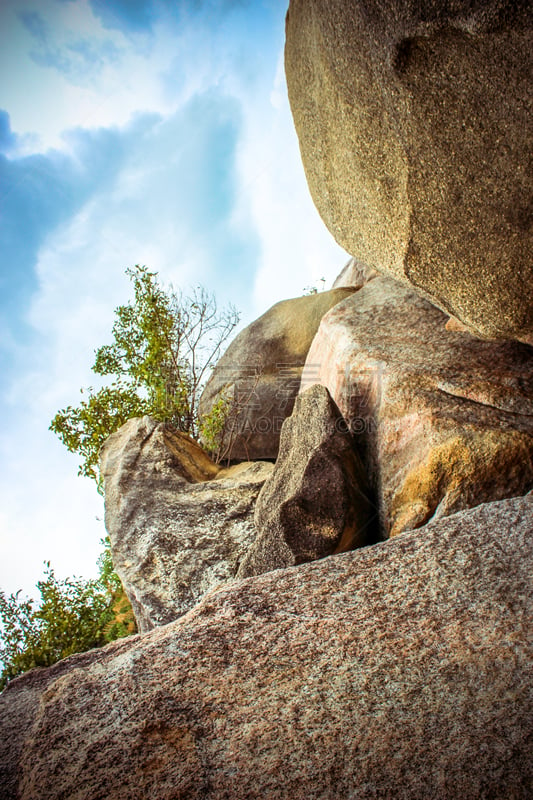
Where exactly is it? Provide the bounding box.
[285,0,533,342]
[100,416,273,632]
[302,276,533,537]
[238,383,377,578]
[2,493,531,800]
[331,256,379,289]
[198,287,355,461]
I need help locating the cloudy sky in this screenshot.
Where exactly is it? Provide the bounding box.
[0,0,346,598]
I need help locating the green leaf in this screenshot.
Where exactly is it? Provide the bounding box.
[0,540,137,690]
[50,264,240,486]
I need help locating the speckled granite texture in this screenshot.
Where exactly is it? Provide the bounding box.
[1,492,531,799]
[285,0,533,342]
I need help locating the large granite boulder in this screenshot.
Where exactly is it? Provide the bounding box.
[100,416,273,632]
[285,0,533,342]
[238,383,377,578]
[198,287,355,461]
[2,492,531,800]
[302,276,533,537]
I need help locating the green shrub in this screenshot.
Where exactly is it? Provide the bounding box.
[50,265,240,486]
[0,539,136,691]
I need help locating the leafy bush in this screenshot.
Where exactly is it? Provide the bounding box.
[50,265,240,486]
[13,267,241,690]
[0,539,136,691]
[197,390,233,463]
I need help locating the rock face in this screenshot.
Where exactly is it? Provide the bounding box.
[238,384,377,578]
[302,276,533,537]
[100,416,273,633]
[285,0,533,342]
[2,492,532,800]
[198,287,355,461]
[331,256,379,289]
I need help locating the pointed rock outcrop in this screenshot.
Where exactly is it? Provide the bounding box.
[331,256,379,290]
[100,416,273,632]
[238,384,377,578]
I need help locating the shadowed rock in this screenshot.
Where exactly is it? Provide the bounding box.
[238,383,377,578]
[1,492,531,799]
[198,287,355,461]
[302,276,533,536]
[285,0,533,342]
[100,416,273,632]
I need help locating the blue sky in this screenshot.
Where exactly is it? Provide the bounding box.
[0,0,346,598]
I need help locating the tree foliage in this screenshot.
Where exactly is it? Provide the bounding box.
[50,265,240,485]
[0,539,136,691]
[197,390,233,464]
[2,267,243,689]
[19,268,240,688]
[50,384,147,486]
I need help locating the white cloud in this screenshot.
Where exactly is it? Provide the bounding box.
[0,450,105,597]
[235,48,347,317]
[0,91,252,596]
[0,0,348,601]
[0,0,177,151]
